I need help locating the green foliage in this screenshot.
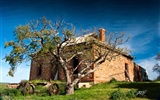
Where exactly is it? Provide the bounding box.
[0,96,3,100]
[4,17,76,77]
[68,98,78,100]
[4,41,14,48]
[126,89,136,98]
[35,88,50,96]
[109,78,118,83]
[110,88,136,100]
[3,89,22,96]
[21,88,29,96]
[110,88,126,100]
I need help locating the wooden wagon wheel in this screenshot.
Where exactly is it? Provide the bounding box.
[49,83,59,96]
[22,82,35,95]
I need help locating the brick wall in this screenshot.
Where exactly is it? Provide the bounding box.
[134,64,143,82]
[58,67,66,81]
[41,63,52,80]
[29,60,38,80]
[29,43,141,83]
[29,57,53,81]
[94,55,134,83]
[29,51,136,83]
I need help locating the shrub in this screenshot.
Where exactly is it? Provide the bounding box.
[110,88,126,100]
[155,76,160,81]
[3,89,22,96]
[126,89,136,98]
[1,95,13,100]
[20,80,28,83]
[40,88,50,96]
[109,78,118,83]
[110,89,137,100]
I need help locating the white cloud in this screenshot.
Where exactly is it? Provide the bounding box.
[135,56,159,80]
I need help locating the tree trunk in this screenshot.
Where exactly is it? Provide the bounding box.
[65,77,81,95]
[63,67,75,95]
[62,60,81,95]
[65,83,74,95]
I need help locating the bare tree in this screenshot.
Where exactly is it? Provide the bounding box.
[4,17,130,95]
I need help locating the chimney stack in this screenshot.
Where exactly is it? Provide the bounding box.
[99,28,106,42]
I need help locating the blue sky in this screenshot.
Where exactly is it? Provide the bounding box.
[0,0,159,83]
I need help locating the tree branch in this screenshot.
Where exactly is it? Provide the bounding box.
[66,52,83,63]
[70,59,85,77]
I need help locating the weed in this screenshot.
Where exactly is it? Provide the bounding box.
[3,88,22,96]
[110,88,126,100]
[109,78,118,83]
[126,89,136,98]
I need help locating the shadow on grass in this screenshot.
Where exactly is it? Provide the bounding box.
[116,82,160,100]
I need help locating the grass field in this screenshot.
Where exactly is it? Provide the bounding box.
[0,81,160,100]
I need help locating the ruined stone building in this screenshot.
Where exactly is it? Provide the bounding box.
[29,28,148,83]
